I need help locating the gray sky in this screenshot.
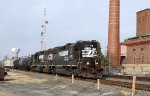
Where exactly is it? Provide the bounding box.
[0,0,150,58]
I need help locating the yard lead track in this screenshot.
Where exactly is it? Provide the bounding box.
[109,75,150,82]
[99,79,150,91]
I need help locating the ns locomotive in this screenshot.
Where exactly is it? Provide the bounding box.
[14,40,104,78]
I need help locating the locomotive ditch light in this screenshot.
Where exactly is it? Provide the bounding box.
[87,62,89,65]
[95,62,98,65]
[90,45,93,47]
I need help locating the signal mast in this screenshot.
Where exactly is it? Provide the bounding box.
[41,0,48,51]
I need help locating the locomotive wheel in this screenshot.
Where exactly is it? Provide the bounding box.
[39,67,43,73]
[33,67,36,72]
[47,67,51,74]
[96,72,103,79]
[51,68,56,73]
[47,69,51,74]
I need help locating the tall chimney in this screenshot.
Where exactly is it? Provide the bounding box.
[108,0,120,66]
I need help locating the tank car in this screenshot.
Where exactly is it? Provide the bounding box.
[14,56,31,70]
[0,67,5,81]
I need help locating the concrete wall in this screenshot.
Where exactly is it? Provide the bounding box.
[122,64,150,75]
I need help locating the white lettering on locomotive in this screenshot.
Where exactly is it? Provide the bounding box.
[59,50,68,56]
[82,47,97,57]
[39,55,44,62]
[59,50,69,61]
[48,54,53,60]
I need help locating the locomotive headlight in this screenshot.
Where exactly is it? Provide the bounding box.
[87,62,89,65]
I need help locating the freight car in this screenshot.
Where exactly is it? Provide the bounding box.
[0,62,8,78]
[30,40,103,78]
[0,67,5,81]
[14,40,104,78]
[14,56,31,70]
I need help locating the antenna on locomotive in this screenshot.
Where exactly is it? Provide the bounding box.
[41,0,48,51]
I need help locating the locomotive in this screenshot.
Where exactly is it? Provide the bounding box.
[14,40,104,78]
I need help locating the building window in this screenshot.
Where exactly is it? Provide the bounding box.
[132,49,136,63]
[141,48,144,63]
[139,19,141,23]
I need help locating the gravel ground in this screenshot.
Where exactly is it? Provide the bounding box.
[0,69,149,96]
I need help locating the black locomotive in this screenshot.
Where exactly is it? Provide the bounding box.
[14,40,104,78]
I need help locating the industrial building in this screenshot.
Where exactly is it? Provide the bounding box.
[3,48,20,68]
[121,9,150,75]
[107,0,150,75]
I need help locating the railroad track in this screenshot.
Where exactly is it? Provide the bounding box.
[10,69,150,91]
[108,75,150,82]
[99,79,150,91]
[65,75,150,91]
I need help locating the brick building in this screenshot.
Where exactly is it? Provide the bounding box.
[121,9,150,75]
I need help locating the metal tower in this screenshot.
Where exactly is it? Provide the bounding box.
[41,0,48,51]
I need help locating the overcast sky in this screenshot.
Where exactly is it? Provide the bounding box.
[0,0,150,59]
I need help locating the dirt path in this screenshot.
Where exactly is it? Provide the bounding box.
[0,70,149,96]
[0,70,53,96]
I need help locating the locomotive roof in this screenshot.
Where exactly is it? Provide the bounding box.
[53,43,74,50]
[76,40,97,43]
[29,40,98,56]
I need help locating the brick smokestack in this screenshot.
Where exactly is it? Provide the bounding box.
[108,0,120,66]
